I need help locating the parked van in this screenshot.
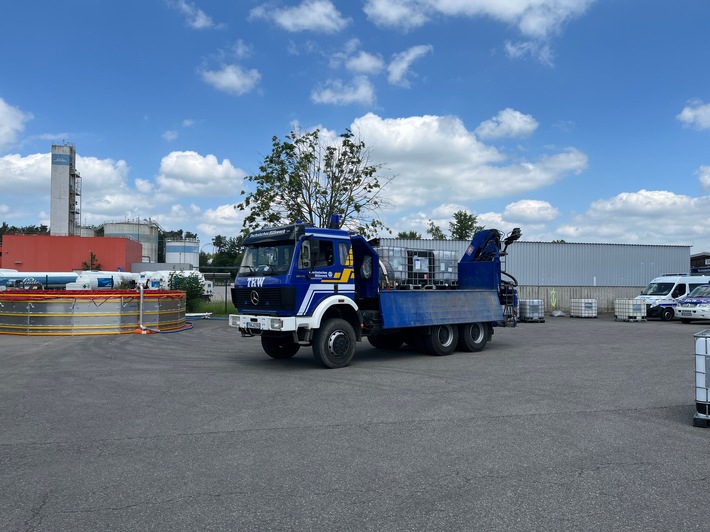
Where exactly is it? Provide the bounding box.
[635,274,710,320]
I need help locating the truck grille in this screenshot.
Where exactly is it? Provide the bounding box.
[231,287,296,313]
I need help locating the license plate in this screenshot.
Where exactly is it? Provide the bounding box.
[246,322,261,329]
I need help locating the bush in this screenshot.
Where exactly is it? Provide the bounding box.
[168,271,204,312]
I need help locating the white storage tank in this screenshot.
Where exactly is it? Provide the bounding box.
[103,219,160,262]
[165,239,200,268]
[570,298,598,318]
[614,298,646,322]
[520,299,545,322]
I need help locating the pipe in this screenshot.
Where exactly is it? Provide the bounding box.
[138,284,145,330]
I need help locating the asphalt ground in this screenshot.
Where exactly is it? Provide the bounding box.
[1,314,710,531]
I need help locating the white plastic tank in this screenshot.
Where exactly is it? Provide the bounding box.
[614,298,646,321]
[570,298,598,318]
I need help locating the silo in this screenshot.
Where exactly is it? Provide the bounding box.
[165,239,200,268]
[102,219,160,262]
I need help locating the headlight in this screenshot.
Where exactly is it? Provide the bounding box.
[270,318,283,330]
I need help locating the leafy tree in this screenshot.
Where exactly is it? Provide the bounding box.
[396,230,422,239]
[0,222,50,244]
[168,271,205,312]
[551,239,567,243]
[426,220,446,240]
[211,235,244,269]
[236,128,392,238]
[449,210,484,240]
[81,251,102,271]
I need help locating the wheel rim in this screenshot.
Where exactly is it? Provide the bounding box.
[470,323,484,343]
[328,330,350,359]
[437,325,455,348]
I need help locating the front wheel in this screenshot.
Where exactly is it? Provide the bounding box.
[261,334,300,359]
[458,322,488,352]
[312,318,356,368]
[660,308,674,321]
[423,324,459,356]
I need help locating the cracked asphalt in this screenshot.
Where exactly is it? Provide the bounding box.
[1,314,709,531]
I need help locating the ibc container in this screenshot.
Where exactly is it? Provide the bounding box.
[694,330,710,427]
[614,298,646,322]
[570,298,597,318]
[520,299,545,322]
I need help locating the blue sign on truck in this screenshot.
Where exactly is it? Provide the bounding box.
[229,217,521,368]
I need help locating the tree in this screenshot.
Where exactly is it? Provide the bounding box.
[236,128,392,238]
[426,220,446,240]
[397,231,421,239]
[449,210,485,240]
[211,235,244,269]
[81,251,102,271]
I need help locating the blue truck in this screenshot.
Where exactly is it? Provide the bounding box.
[229,219,521,368]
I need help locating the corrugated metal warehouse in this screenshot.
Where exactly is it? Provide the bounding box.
[373,238,691,313]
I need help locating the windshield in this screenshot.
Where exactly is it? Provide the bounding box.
[688,285,710,298]
[640,282,674,296]
[238,243,294,277]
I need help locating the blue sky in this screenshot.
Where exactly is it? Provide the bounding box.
[2,0,710,253]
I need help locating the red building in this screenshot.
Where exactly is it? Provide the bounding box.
[1,235,142,272]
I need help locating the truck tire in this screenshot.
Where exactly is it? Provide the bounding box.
[261,334,300,359]
[312,318,356,368]
[661,308,674,321]
[457,322,488,352]
[423,324,459,356]
[368,333,404,350]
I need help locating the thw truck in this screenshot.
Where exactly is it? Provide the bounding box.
[229,220,521,368]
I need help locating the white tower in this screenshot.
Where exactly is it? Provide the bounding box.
[50,144,81,236]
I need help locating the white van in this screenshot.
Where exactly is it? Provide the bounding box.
[635,274,710,320]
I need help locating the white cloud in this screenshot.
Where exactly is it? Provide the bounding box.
[0,98,33,152]
[0,153,48,192]
[163,130,178,141]
[503,199,559,222]
[347,51,385,74]
[311,76,375,106]
[504,40,554,66]
[677,99,710,130]
[155,151,245,198]
[364,0,595,39]
[168,0,220,30]
[200,64,261,95]
[387,45,433,87]
[698,166,710,190]
[250,0,349,33]
[475,108,539,140]
[351,112,586,207]
[557,189,710,245]
[363,0,430,31]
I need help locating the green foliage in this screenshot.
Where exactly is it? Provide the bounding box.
[449,210,485,240]
[426,220,446,240]
[210,235,244,269]
[396,230,422,239]
[236,128,392,238]
[81,251,102,271]
[168,271,205,312]
[0,222,49,244]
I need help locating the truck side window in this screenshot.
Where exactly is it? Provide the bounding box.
[313,240,334,268]
[339,242,350,266]
[672,284,686,298]
[299,241,311,269]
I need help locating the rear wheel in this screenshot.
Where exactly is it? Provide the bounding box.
[424,324,459,356]
[261,334,300,359]
[312,318,356,368]
[458,322,488,352]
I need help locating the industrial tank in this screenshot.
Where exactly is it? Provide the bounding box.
[103,219,160,262]
[165,239,200,268]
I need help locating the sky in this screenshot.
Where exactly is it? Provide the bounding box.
[1,0,710,254]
